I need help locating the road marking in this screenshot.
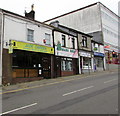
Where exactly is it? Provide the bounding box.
[1,71,116,95]
[63,86,94,96]
[1,76,89,94]
[0,103,37,115]
[104,79,117,84]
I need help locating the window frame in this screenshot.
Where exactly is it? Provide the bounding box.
[62,35,66,47]
[71,37,75,49]
[82,36,87,48]
[45,33,51,45]
[27,29,34,42]
[61,58,73,71]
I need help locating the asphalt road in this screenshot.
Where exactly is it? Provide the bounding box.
[2,70,119,115]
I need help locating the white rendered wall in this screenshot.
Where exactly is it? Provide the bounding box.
[54,31,77,49]
[4,15,53,49]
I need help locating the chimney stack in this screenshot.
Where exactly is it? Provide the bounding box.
[25,4,35,20]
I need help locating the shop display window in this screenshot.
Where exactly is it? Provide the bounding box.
[61,58,73,71]
[12,50,41,68]
[83,57,91,69]
[95,57,103,67]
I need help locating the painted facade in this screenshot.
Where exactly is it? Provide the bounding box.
[78,33,93,74]
[53,29,79,77]
[92,41,105,71]
[44,2,119,69]
[0,8,55,84]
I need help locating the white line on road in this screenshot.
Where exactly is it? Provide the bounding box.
[104,79,117,84]
[63,86,94,96]
[1,103,37,115]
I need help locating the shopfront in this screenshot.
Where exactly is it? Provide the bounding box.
[94,52,105,71]
[105,50,119,64]
[55,46,79,77]
[3,40,54,84]
[12,50,52,78]
[79,50,93,74]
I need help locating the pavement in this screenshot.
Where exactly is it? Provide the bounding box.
[1,68,118,92]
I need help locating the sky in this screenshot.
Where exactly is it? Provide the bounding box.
[0,0,119,22]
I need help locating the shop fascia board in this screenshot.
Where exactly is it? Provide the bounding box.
[9,39,54,48]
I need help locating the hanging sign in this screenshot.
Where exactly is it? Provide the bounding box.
[9,45,13,54]
[8,40,13,54]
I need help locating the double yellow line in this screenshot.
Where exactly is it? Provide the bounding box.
[1,76,89,95]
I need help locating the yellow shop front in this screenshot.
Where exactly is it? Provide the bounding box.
[3,40,54,84]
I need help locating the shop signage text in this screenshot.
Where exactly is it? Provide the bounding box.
[94,52,104,57]
[79,51,91,57]
[9,40,54,54]
[55,46,78,58]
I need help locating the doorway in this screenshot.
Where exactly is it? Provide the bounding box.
[55,57,61,77]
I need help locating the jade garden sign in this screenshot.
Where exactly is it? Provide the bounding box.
[55,44,78,58]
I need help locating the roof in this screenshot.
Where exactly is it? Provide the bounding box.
[0,8,92,38]
[0,8,54,29]
[52,26,77,37]
[44,2,119,23]
[58,24,92,38]
[91,40,104,45]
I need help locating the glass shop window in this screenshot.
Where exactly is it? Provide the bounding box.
[83,57,91,68]
[61,58,73,71]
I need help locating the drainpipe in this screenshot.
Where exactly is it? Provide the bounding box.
[52,29,55,78]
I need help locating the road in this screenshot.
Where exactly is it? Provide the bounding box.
[2,70,119,115]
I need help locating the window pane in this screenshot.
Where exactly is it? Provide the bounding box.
[61,59,73,71]
[45,33,51,45]
[62,35,65,47]
[71,38,75,49]
[27,29,34,42]
[82,36,87,47]
[61,60,65,71]
[67,61,72,71]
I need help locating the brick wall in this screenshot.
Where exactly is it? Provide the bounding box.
[2,49,12,85]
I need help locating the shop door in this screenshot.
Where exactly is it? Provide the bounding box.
[73,59,79,74]
[42,56,51,78]
[55,57,61,77]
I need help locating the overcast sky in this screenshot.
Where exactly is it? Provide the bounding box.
[0,0,119,22]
